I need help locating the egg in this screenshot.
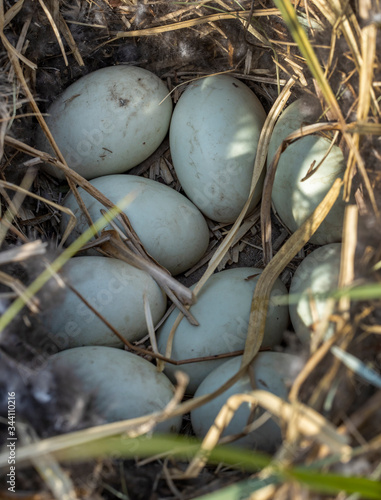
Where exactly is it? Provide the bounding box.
[61,175,209,275]
[191,352,298,451]
[36,66,172,180]
[40,346,182,433]
[169,75,267,223]
[289,243,341,345]
[47,256,167,350]
[157,267,289,394]
[267,97,346,245]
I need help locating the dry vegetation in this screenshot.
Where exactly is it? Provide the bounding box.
[0,0,381,499]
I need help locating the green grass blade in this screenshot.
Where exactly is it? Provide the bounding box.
[275,282,381,306]
[193,476,279,500]
[194,469,381,500]
[331,282,381,301]
[5,430,380,500]
[51,433,272,471]
[53,433,380,500]
[286,468,381,500]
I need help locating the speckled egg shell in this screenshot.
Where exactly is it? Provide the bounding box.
[191,352,298,451]
[289,243,342,345]
[36,66,172,179]
[169,75,266,223]
[61,175,209,275]
[268,97,346,245]
[43,346,182,433]
[157,267,289,394]
[47,256,167,350]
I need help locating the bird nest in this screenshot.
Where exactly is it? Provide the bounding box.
[0,1,381,499]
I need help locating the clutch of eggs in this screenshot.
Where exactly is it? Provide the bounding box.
[268,97,346,245]
[170,75,266,223]
[47,256,167,350]
[35,66,172,180]
[61,174,209,275]
[157,267,289,394]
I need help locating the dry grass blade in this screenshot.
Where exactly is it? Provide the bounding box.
[0,415,163,469]
[228,209,260,247]
[316,0,362,70]
[7,11,32,83]
[299,130,340,182]
[338,205,358,318]
[273,0,343,123]
[0,240,47,265]
[289,330,339,403]
[346,122,381,134]
[110,9,280,40]
[3,0,24,27]
[343,132,379,215]
[4,136,151,260]
[0,100,10,161]
[218,411,273,446]
[249,484,278,500]
[161,372,189,418]
[143,293,155,344]
[0,167,37,246]
[358,24,377,119]
[0,269,40,312]
[57,12,84,67]
[0,179,77,248]
[37,0,68,66]
[98,229,196,318]
[242,178,343,367]
[0,1,36,70]
[328,0,380,112]
[185,390,351,477]
[308,322,354,410]
[215,0,272,47]
[18,425,78,500]
[343,9,379,204]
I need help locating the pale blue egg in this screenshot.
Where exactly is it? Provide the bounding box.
[61,175,209,275]
[170,75,266,223]
[268,97,346,244]
[48,256,167,350]
[192,352,299,451]
[157,267,289,394]
[36,66,172,179]
[289,243,342,345]
[45,346,182,433]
